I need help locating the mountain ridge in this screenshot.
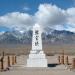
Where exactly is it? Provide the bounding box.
[0,29,75,44]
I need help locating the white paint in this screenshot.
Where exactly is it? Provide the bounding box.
[32,24,42,50]
[27,24,47,67]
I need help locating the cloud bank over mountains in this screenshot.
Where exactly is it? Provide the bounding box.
[0,4,75,32]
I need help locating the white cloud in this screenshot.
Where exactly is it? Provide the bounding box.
[0,4,75,32]
[23,6,30,11]
[53,25,65,31]
[35,4,67,28]
[67,7,75,25]
[35,4,75,32]
[0,12,34,30]
[64,25,75,32]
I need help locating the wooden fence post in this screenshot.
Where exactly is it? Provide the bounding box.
[14,56,17,64]
[72,58,75,69]
[65,56,69,65]
[0,57,4,71]
[12,56,14,65]
[7,56,10,67]
[58,56,60,64]
[61,55,64,64]
[60,50,64,64]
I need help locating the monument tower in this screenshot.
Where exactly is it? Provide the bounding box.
[27,24,47,67]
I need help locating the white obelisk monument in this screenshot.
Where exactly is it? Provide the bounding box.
[27,24,47,67]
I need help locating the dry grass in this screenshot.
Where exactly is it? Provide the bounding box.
[0,44,75,55]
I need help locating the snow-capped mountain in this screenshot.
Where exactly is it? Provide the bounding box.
[0,29,75,44]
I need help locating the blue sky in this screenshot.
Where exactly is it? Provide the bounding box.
[0,0,75,32]
[0,0,74,15]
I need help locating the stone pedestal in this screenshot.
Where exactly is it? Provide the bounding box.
[27,50,47,67]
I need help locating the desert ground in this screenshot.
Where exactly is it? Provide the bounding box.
[0,44,75,75]
[0,55,75,75]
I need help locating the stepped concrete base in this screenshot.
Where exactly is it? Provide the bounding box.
[27,50,47,67]
[27,58,47,67]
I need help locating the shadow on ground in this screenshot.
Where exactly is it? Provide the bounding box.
[48,63,59,67]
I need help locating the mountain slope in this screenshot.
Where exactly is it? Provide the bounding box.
[0,30,75,44]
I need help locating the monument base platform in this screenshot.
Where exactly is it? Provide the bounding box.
[27,58,47,67]
[26,50,47,67]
